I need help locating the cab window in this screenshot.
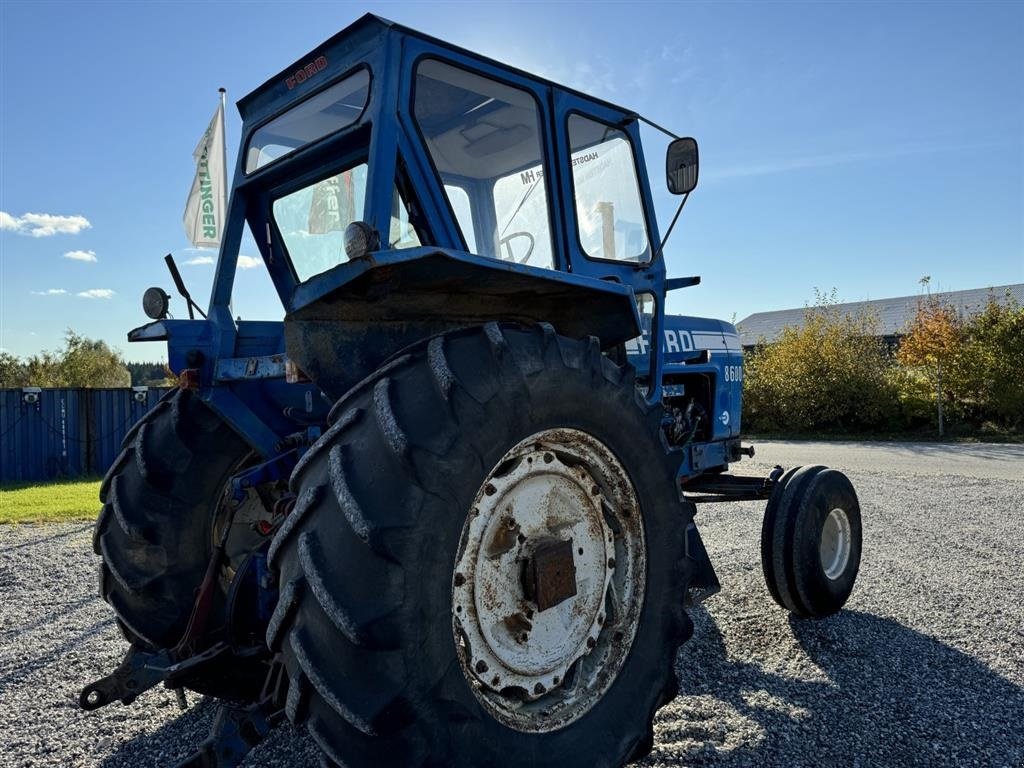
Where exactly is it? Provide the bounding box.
[413,59,553,269]
[246,69,370,173]
[567,114,650,263]
[272,163,421,282]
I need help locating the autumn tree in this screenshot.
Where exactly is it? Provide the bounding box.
[896,297,962,435]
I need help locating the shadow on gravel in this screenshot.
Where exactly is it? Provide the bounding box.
[0,523,93,554]
[99,697,217,767]
[0,616,113,691]
[668,608,1024,767]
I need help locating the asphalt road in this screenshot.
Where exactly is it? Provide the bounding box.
[748,439,1024,481]
[2,441,1022,767]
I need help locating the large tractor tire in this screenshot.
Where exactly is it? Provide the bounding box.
[761,464,862,617]
[93,389,267,700]
[268,323,694,767]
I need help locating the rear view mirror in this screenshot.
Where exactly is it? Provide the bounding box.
[666,137,699,195]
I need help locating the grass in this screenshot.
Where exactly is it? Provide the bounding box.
[0,477,102,524]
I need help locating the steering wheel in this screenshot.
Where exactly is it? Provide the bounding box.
[498,231,535,264]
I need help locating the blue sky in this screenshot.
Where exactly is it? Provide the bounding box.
[1,0,1021,362]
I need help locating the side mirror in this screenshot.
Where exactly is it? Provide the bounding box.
[666,137,699,195]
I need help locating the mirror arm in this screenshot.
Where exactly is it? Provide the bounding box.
[651,191,689,264]
[628,112,680,141]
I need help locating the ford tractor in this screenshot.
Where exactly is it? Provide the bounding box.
[81,15,863,767]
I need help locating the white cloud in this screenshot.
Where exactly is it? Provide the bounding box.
[63,249,98,263]
[77,288,115,299]
[1,211,91,237]
[31,288,68,296]
[237,255,261,269]
[185,255,215,265]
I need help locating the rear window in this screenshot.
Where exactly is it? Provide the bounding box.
[245,69,370,173]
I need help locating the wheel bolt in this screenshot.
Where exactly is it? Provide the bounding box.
[475,660,488,673]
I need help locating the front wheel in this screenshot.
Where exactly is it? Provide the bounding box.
[761,465,862,617]
[268,324,694,767]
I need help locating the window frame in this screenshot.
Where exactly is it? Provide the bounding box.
[243,64,373,177]
[564,110,654,267]
[407,54,560,268]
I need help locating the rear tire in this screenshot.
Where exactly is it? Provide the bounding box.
[268,324,694,767]
[760,465,862,617]
[93,389,267,700]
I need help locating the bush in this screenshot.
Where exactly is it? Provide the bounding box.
[743,288,1024,436]
[0,330,130,388]
[743,292,899,433]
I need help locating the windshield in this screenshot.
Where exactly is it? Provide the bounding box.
[246,68,370,173]
[413,59,554,268]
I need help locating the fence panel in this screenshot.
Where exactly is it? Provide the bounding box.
[0,387,174,484]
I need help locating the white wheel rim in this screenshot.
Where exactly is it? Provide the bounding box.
[820,508,852,580]
[452,428,646,733]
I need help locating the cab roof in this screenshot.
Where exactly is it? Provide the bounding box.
[236,14,639,128]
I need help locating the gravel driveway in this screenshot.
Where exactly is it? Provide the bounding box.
[2,442,1022,767]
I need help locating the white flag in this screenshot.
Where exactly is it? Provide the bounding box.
[183,98,227,248]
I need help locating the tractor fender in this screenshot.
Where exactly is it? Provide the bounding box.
[284,247,643,398]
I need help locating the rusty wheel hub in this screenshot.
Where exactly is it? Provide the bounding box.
[452,428,646,733]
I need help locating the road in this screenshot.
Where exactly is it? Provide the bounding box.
[746,439,1023,481]
[1,441,1022,767]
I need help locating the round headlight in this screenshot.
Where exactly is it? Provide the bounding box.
[142,287,171,320]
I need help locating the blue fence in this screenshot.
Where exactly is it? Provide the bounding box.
[0,387,174,484]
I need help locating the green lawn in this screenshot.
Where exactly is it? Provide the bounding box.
[0,478,102,523]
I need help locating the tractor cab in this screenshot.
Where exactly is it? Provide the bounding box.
[210,14,695,398]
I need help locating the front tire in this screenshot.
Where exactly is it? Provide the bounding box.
[761,465,862,617]
[268,324,694,767]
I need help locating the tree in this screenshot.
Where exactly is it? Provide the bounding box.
[0,351,28,387]
[897,297,962,435]
[58,331,131,387]
[2,330,131,388]
[956,292,1024,429]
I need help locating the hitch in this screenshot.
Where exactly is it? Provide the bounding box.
[79,642,230,711]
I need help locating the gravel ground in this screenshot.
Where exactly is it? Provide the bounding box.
[2,443,1022,767]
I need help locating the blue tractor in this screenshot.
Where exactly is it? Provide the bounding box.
[82,15,862,767]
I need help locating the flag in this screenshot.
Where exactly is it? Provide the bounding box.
[183,96,227,248]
